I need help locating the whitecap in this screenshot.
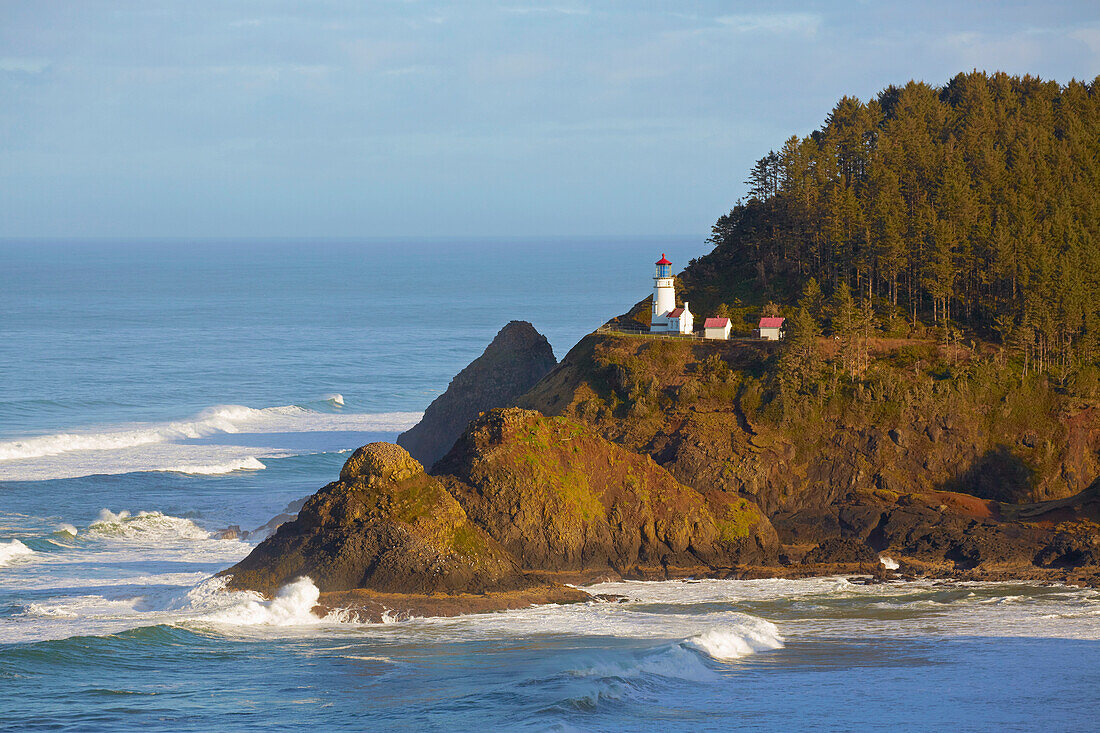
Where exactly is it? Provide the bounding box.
[0,539,35,567]
[880,555,900,570]
[191,576,350,627]
[87,509,212,541]
[55,523,79,538]
[682,622,784,661]
[0,404,421,481]
[0,404,419,461]
[154,456,266,475]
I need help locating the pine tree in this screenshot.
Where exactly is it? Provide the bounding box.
[779,307,823,393]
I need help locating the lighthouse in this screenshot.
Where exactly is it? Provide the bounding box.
[649,254,693,334]
[650,254,676,332]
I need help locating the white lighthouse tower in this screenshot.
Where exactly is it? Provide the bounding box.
[650,253,676,332]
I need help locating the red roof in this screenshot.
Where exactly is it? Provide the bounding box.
[667,308,685,317]
[758,317,785,328]
[655,253,672,265]
[704,317,730,328]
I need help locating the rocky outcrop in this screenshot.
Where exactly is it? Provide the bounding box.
[434,408,779,576]
[398,321,557,469]
[221,443,581,604]
[773,488,1100,571]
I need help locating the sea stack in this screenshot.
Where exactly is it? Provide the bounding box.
[397,320,557,469]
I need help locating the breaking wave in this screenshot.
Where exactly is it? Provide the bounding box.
[0,539,35,567]
[0,404,419,461]
[153,456,267,475]
[682,622,784,661]
[0,404,421,481]
[55,524,79,538]
[87,510,212,541]
[186,576,350,627]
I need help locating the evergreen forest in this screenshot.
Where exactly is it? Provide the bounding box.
[682,71,1100,380]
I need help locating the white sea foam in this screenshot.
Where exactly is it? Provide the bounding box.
[683,623,784,661]
[324,393,345,407]
[0,404,419,461]
[189,576,350,627]
[880,555,900,570]
[55,523,79,537]
[0,405,273,460]
[0,539,35,567]
[0,404,421,481]
[87,510,212,541]
[25,596,142,619]
[154,456,267,475]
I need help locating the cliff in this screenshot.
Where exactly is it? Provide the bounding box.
[518,334,1100,513]
[397,321,557,468]
[225,328,1100,613]
[514,332,1100,582]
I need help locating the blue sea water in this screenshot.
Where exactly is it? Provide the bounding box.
[1,238,1099,732]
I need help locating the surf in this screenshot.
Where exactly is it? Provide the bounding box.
[0,539,35,567]
[0,404,421,481]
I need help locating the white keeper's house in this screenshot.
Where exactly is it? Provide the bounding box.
[704,317,732,340]
[758,316,786,341]
[649,254,694,334]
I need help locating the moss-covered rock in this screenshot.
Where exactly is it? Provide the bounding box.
[222,443,546,597]
[434,408,778,574]
[517,333,1100,513]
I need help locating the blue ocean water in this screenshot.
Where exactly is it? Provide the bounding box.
[1,239,1099,732]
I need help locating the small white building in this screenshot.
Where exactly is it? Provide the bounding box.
[758,316,785,341]
[703,317,732,340]
[666,303,694,334]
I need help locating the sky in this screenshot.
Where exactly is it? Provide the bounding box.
[1,1,1098,240]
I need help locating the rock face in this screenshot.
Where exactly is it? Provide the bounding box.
[434,408,779,574]
[221,443,545,597]
[398,321,557,469]
[802,537,879,565]
[775,490,1072,570]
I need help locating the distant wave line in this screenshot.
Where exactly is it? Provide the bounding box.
[0,405,421,462]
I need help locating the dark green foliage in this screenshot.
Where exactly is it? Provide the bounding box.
[688,72,1100,380]
[779,307,822,393]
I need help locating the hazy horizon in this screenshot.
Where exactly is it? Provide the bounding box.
[2,0,1098,240]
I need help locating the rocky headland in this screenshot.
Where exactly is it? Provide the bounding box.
[517,332,1100,587]
[224,74,1100,611]
[225,319,1100,620]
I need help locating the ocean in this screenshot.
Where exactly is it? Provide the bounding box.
[1,238,1098,732]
